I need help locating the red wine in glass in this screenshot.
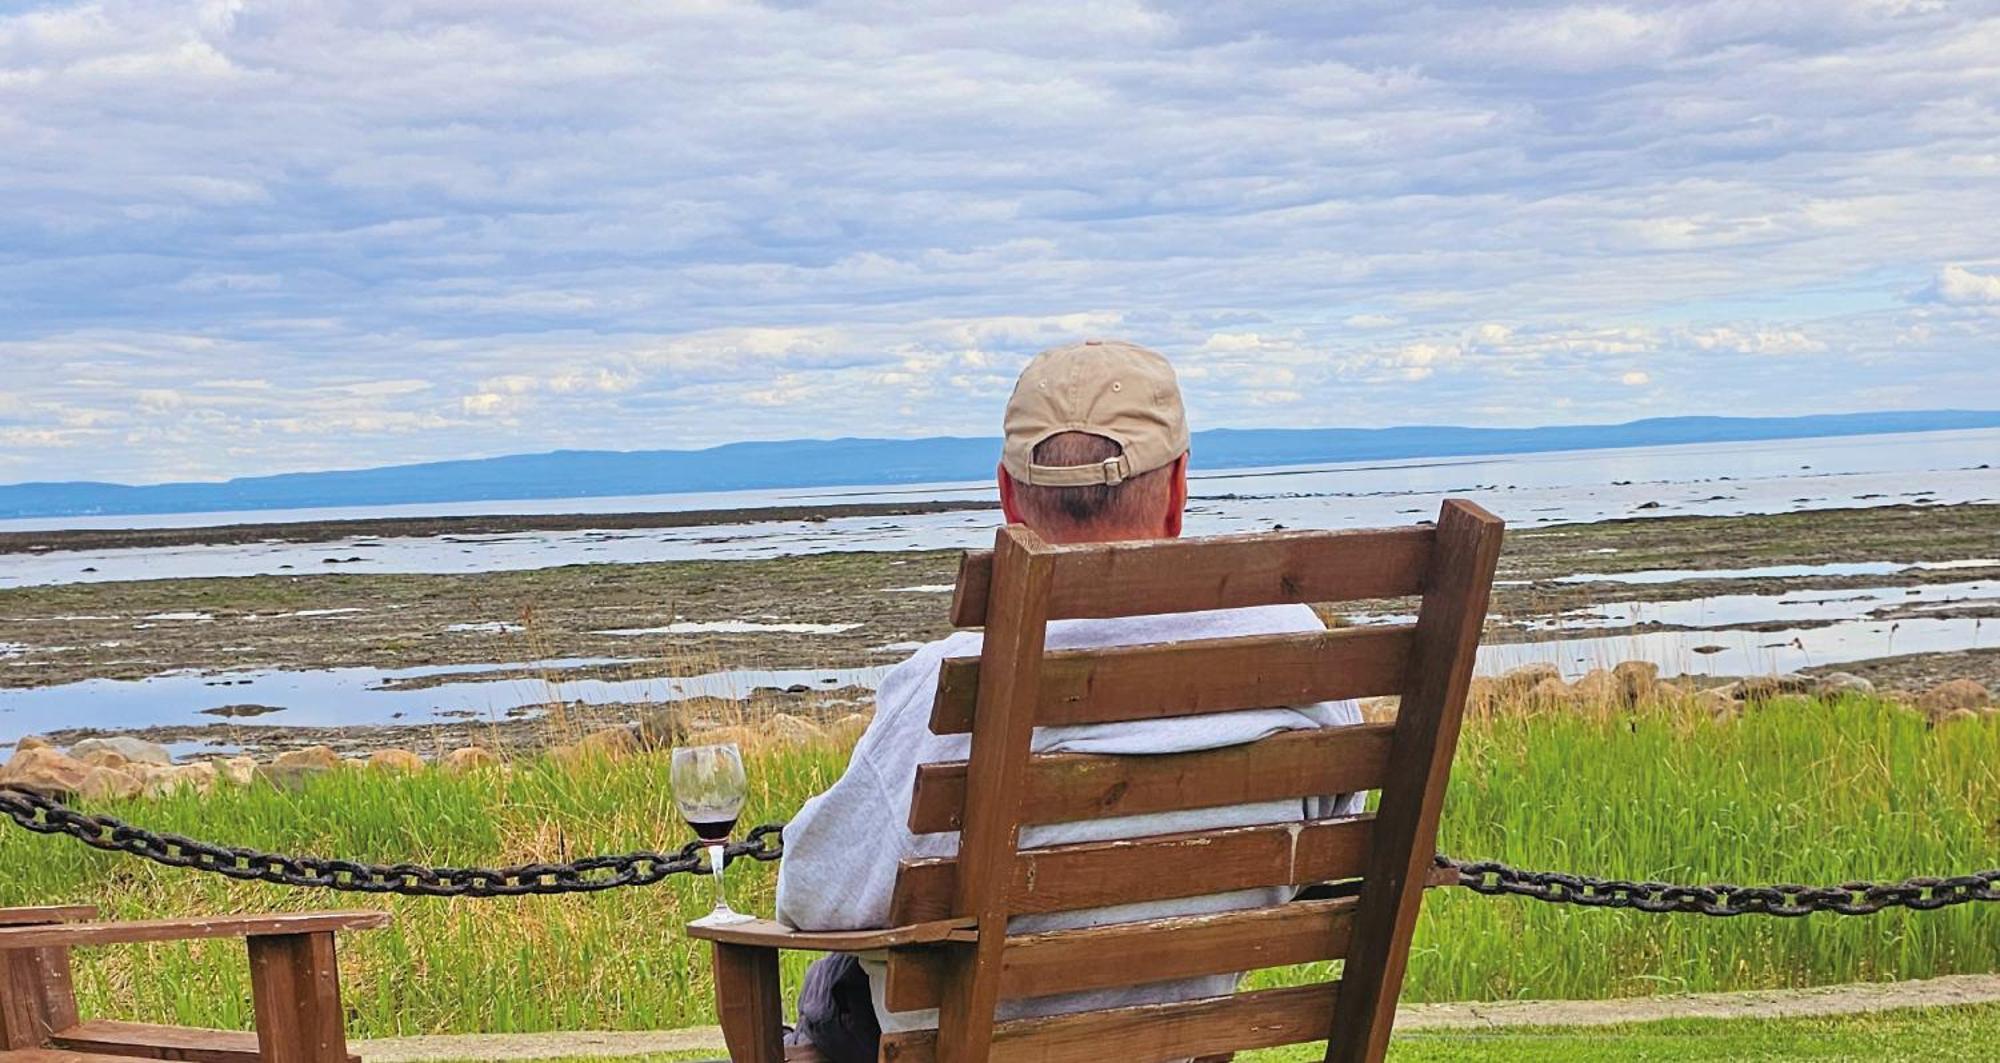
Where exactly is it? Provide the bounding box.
[672,743,753,927]
[689,815,738,843]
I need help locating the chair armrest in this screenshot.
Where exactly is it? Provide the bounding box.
[0,911,387,950]
[687,917,974,951]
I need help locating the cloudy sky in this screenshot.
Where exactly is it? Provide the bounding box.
[2,0,1996,484]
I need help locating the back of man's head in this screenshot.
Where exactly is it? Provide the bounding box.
[998,340,1191,544]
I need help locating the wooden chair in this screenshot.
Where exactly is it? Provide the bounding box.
[690,499,1504,1063]
[0,904,386,1063]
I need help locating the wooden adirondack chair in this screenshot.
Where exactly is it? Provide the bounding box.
[0,904,386,1063]
[689,499,1505,1063]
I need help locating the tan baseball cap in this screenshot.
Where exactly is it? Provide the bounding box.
[1002,339,1190,487]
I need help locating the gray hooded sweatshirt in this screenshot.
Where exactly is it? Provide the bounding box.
[775,603,1366,1034]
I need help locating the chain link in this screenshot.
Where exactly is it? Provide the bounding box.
[6,783,1996,915]
[0,784,782,898]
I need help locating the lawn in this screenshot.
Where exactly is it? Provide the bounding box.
[2,695,1995,1039]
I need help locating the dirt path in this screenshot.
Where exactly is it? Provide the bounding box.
[350,974,2000,1060]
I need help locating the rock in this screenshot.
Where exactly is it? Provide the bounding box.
[0,746,93,796]
[369,749,425,773]
[1697,688,1739,719]
[1494,664,1561,700]
[1813,672,1877,698]
[1526,676,1570,709]
[632,708,686,750]
[273,746,341,773]
[441,746,500,774]
[827,712,873,747]
[1463,677,1499,716]
[171,761,219,795]
[764,714,827,746]
[78,766,142,802]
[551,728,639,769]
[14,736,52,754]
[70,736,172,767]
[1359,696,1400,723]
[1612,661,1660,705]
[219,756,258,787]
[1738,673,1813,703]
[77,748,133,771]
[1918,679,1991,715]
[1569,669,1622,707]
[1935,707,1981,727]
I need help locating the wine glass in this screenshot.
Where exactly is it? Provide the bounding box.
[672,743,755,927]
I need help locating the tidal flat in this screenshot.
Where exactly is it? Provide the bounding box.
[1,502,1994,757]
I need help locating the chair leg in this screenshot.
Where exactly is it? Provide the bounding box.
[713,942,786,1063]
[247,932,350,1063]
[1,945,76,1049]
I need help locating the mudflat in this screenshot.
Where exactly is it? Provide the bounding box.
[1,502,1994,757]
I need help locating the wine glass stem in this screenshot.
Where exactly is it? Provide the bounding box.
[707,844,730,913]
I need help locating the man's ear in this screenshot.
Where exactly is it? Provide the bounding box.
[1163,452,1189,538]
[998,462,1025,525]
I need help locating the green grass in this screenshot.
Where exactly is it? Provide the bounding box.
[3,696,1995,1039]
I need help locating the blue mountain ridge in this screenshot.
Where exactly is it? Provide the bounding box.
[3,410,1995,520]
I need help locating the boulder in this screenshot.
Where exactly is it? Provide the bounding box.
[1612,661,1660,705]
[441,746,500,774]
[551,728,639,769]
[1918,679,1992,715]
[70,736,172,767]
[827,712,873,747]
[632,708,686,750]
[1359,696,1400,723]
[78,766,142,802]
[1526,676,1570,709]
[273,746,341,773]
[764,714,827,747]
[1697,687,1739,720]
[14,736,52,754]
[0,746,92,796]
[368,749,425,773]
[1813,672,1877,698]
[1935,707,1982,727]
[1569,669,1622,708]
[1463,677,1499,716]
[1494,664,1562,700]
[77,748,132,771]
[1737,673,1813,703]
[219,757,258,787]
[170,761,219,795]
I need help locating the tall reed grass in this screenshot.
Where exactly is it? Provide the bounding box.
[2,695,1994,1038]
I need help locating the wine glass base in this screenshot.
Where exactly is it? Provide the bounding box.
[690,908,758,928]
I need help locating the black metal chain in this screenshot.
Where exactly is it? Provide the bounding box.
[1436,855,2000,917]
[0,784,782,898]
[6,784,1996,915]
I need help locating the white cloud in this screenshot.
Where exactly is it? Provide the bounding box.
[0,0,1994,482]
[1930,264,2000,305]
[1621,370,1652,386]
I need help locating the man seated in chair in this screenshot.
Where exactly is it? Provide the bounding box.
[775,340,1364,1061]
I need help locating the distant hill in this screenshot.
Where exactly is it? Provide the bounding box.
[4,410,1996,521]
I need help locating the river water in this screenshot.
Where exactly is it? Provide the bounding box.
[1,429,1994,589]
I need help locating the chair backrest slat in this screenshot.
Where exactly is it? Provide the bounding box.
[900,500,1502,1063]
[928,624,1413,734]
[889,816,1374,924]
[948,526,1433,627]
[908,721,1396,834]
[884,895,1359,1012]
[881,981,1342,1063]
